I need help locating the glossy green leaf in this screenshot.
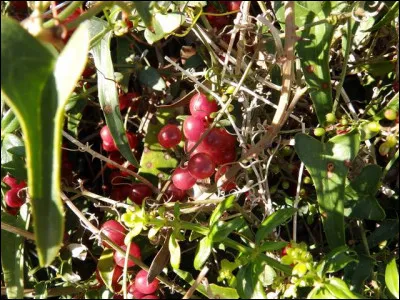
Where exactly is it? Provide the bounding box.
[97,249,118,292]
[1,108,20,138]
[367,2,399,32]
[258,241,288,253]
[295,130,360,249]
[1,213,24,299]
[1,133,26,180]
[344,164,385,220]
[318,245,357,276]
[255,208,297,245]
[194,236,212,270]
[134,1,153,28]
[325,277,360,299]
[138,108,178,184]
[144,12,184,44]
[236,262,267,299]
[344,254,375,293]
[169,232,181,269]
[210,217,245,243]
[1,17,89,266]
[210,195,236,226]
[385,258,399,298]
[88,18,139,167]
[138,66,166,91]
[366,219,399,249]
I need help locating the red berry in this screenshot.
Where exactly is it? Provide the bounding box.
[10,1,28,11]
[82,65,95,77]
[215,166,236,191]
[141,295,159,299]
[119,92,140,111]
[127,283,146,299]
[120,164,137,177]
[102,141,118,152]
[127,132,139,149]
[165,183,186,202]
[183,116,208,141]
[204,128,235,151]
[227,1,242,11]
[189,93,218,120]
[101,126,118,152]
[100,220,127,248]
[109,171,126,185]
[281,244,291,256]
[5,188,25,208]
[107,152,125,169]
[172,167,197,190]
[213,149,236,165]
[2,175,26,189]
[110,185,132,201]
[158,125,182,148]
[135,270,159,295]
[96,266,123,292]
[129,184,153,205]
[6,207,19,216]
[113,243,142,268]
[188,153,215,179]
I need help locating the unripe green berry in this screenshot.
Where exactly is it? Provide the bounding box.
[281,145,293,157]
[314,128,326,137]
[340,117,349,126]
[299,188,307,197]
[292,263,307,277]
[367,121,381,133]
[379,142,391,156]
[282,181,290,190]
[227,104,234,112]
[386,135,397,148]
[221,94,229,102]
[303,176,312,184]
[281,255,293,265]
[325,113,336,123]
[384,109,397,121]
[270,165,280,175]
[225,86,236,94]
[270,185,277,194]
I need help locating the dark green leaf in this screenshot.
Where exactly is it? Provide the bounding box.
[255,208,296,245]
[344,164,385,220]
[138,66,166,91]
[210,217,245,243]
[385,258,399,298]
[320,245,358,275]
[258,241,288,253]
[344,254,375,293]
[194,236,212,270]
[1,213,24,299]
[209,195,236,226]
[236,262,267,299]
[325,277,360,299]
[34,282,47,299]
[366,219,399,249]
[88,18,139,167]
[295,130,360,249]
[134,1,153,28]
[1,17,89,266]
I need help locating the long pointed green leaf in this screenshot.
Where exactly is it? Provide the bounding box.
[295,130,360,249]
[1,213,25,299]
[88,18,139,167]
[1,17,89,266]
[385,258,399,299]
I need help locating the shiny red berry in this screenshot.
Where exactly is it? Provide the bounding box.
[100,220,127,248]
[188,153,215,179]
[5,188,25,208]
[172,167,197,190]
[129,184,153,205]
[113,243,142,268]
[165,183,186,202]
[183,116,207,141]
[110,185,132,201]
[189,93,218,120]
[107,152,125,169]
[158,124,182,148]
[134,270,159,295]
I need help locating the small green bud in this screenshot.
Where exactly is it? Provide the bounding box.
[379,142,391,156]
[325,113,336,123]
[386,135,397,148]
[281,255,293,265]
[225,85,236,94]
[367,121,381,133]
[314,127,326,137]
[270,165,280,175]
[340,117,349,126]
[282,181,290,190]
[221,94,229,102]
[281,145,293,157]
[303,176,312,184]
[227,104,234,112]
[384,109,397,121]
[292,263,308,277]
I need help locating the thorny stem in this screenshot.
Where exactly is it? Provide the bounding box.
[62,130,159,193]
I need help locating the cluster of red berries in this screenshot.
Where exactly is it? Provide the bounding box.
[2,174,27,215]
[99,220,159,299]
[157,93,237,192]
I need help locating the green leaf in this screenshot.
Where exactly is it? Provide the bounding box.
[138,66,166,91]
[372,92,399,121]
[97,249,118,292]
[210,217,245,243]
[325,277,360,299]
[1,133,26,180]
[194,236,212,270]
[366,219,399,249]
[236,262,267,299]
[144,12,184,44]
[88,18,139,168]
[134,1,153,28]
[138,108,178,184]
[344,164,385,220]
[1,213,24,299]
[385,258,399,298]
[367,2,399,32]
[308,286,336,299]
[295,130,360,249]
[344,254,375,293]
[318,246,357,276]
[255,208,297,245]
[1,17,89,266]
[1,108,20,138]
[258,241,288,253]
[209,284,239,299]
[169,233,181,269]
[34,281,47,299]
[209,195,236,226]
